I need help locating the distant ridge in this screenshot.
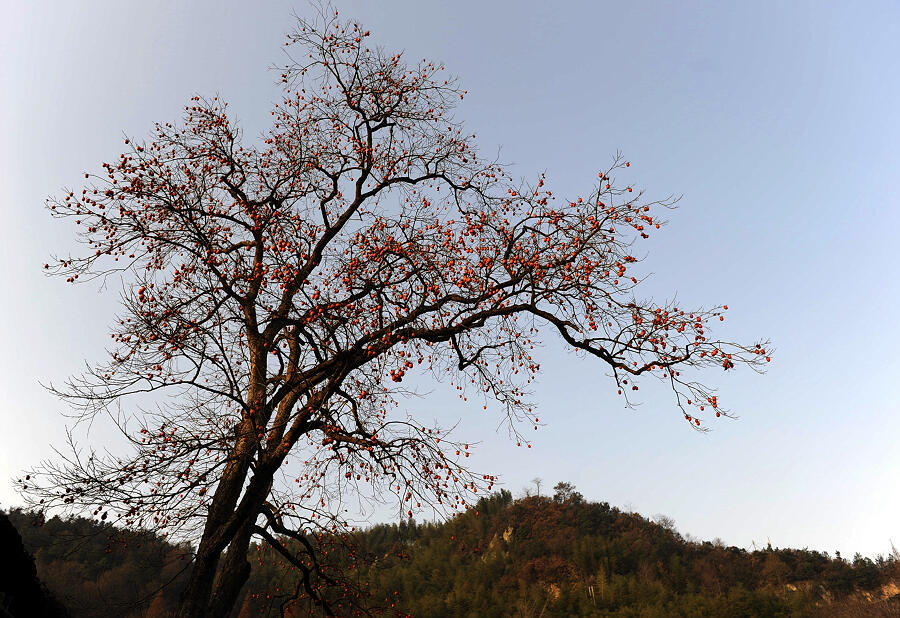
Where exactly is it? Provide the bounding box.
[5,488,900,616]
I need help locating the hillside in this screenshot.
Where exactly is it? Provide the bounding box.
[242,488,900,616]
[4,487,900,617]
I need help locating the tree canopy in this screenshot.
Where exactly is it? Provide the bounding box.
[24,6,769,616]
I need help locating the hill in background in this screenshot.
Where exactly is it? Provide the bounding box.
[4,485,900,616]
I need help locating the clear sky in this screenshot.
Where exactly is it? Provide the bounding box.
[2,1,899,558]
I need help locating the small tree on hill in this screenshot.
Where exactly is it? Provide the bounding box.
[23,7,769,617]
[552,482,583,504]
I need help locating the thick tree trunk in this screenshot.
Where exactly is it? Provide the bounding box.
[177,543,223,618]
[177,435,258,617]
[178,470,277,617]
[178,351,277,617]
[208,517,257,617]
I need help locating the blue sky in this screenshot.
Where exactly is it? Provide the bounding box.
[2,1,899,558]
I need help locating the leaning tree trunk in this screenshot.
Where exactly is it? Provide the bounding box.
[209,467,276,617]
[177,538,226,618]
[177,421,261,617]
[178,354,273,618]
[208,517,258,617]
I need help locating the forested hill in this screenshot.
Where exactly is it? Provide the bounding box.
[332,490,900,616]
[4,488,900,617]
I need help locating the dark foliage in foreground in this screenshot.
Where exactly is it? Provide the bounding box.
[0,510,68,617]
[4,508,190,618]
[6,490,900,617]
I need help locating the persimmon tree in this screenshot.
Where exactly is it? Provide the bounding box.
[24,8,769,617]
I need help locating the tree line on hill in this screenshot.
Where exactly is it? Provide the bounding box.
[3,484,899,616]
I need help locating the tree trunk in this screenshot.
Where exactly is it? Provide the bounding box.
[177,435,257,617]
[177,542,224,618]
[208,517,257,617]
[177,351,277,617]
